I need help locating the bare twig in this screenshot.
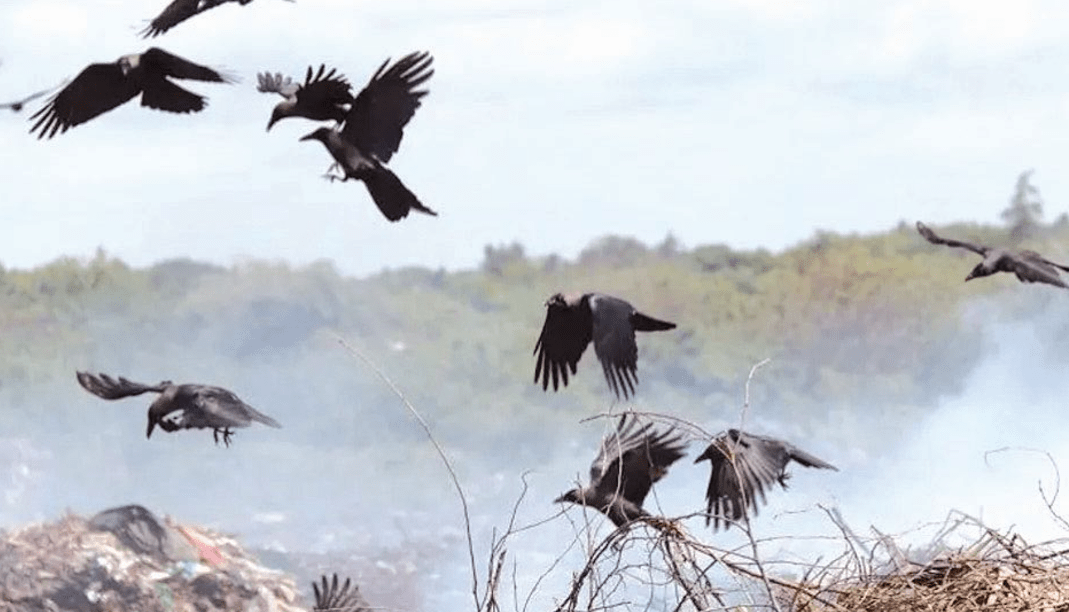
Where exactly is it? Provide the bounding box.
[334,335,481,611]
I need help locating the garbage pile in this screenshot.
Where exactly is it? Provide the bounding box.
[0,504,312,612]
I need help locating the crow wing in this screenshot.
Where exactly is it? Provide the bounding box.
[700,432,780,529]
[141,0,202,38]
[591,415,686,508]
[700,430,836,529]
[29,63,141,139]
[176,385,282,430]
[76,371,168,400]
[313,574,368,612]
[915,221,990,256]
[1,84,60,112]
[534,295,592,393]
[256,71,299,97]
[588,293,642,399]
[295,65,353,113]
[1011,251,1069,288]
[142,48,232,83]
[139,77,207,113]
[341,51,433,162]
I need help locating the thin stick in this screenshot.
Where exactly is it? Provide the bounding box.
[334,335,481,610]
[739,357,771,429]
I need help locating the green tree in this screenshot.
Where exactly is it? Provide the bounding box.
[1001,169,1043,241]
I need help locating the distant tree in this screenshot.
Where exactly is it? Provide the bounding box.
[1001,169,1043,241]
[656,233,681,257]
[481,242,526,276]
[578,235,649,267]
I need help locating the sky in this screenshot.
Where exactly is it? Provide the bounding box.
[2,0,1069,277]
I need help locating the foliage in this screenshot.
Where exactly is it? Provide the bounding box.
[2,220,1066,452]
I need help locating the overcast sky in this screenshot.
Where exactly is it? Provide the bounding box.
[1,0,1067,276]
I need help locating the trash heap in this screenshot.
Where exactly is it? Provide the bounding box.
[0,504,307,612]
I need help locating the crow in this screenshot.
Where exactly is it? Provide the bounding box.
[555,414,687,528]
[299,51,437,222]
[916,220,1069,288]
[534,292,676,400]
[312,574,369,612]
[29,48,233,139]
[257,64,353,130]
[141,0,294,38]
[1,83,63,112]
[75,371,281,446]
[694,429,837,530]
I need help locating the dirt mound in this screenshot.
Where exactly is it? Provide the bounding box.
[0,504,307,612]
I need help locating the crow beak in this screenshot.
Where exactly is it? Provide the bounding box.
[299,131,316,142]
[146,419,156,439]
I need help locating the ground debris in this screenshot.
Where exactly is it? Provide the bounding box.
[0,504,306,612]
[788,512,1069,612]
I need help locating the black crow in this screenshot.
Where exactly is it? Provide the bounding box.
[29,48,233,139]
[555,414,687,527]
[141,0,294,38]
[916,220,1069,288]
[258,65,353,130]
[534,292,676,400]
[299,51,437,222]
[694,429,837,530]
[76,371,281,446]
[313,574,369,612]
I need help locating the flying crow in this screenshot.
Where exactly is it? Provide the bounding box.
[29,48,233,139]
[916,221,1069,288]
[534,292,676,400]
[299,51,437,222]
[141,0,294,38]
[258,64,353,129]
[313,574,369,612]
[694,429,837,530]
[76,371,281,446]
[555,414,687,527]
[2,83,63,113]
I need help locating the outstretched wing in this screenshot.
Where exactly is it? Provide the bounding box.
[295,64,353,110]
[533,295,592,393]
[313,574,369,612]
[341,51,433,162]
[140,0,202,38]
[29,63,141,139]
[588,294,642,399]
[699,432,781,530]
[1,81,66,112]
[183,385,282,429]
[915,221,990,256]
[1012,251,1069,288]
[256,71,299,97]
[76,371,167,400]
[142,47,233,83]
[592,414,687,508]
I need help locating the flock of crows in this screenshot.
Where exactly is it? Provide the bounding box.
[7,0,1069,608]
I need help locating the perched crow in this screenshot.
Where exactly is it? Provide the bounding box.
[694,429,837,530]
[258,64,353,129]
[916,221,1069,288]
[313,574,369,612]
[29,48,233,139]
[555,414,687,527]
[299,51,437,222]
[75,371,281,446]
[534,292,676,400]
[141,0,294,38]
